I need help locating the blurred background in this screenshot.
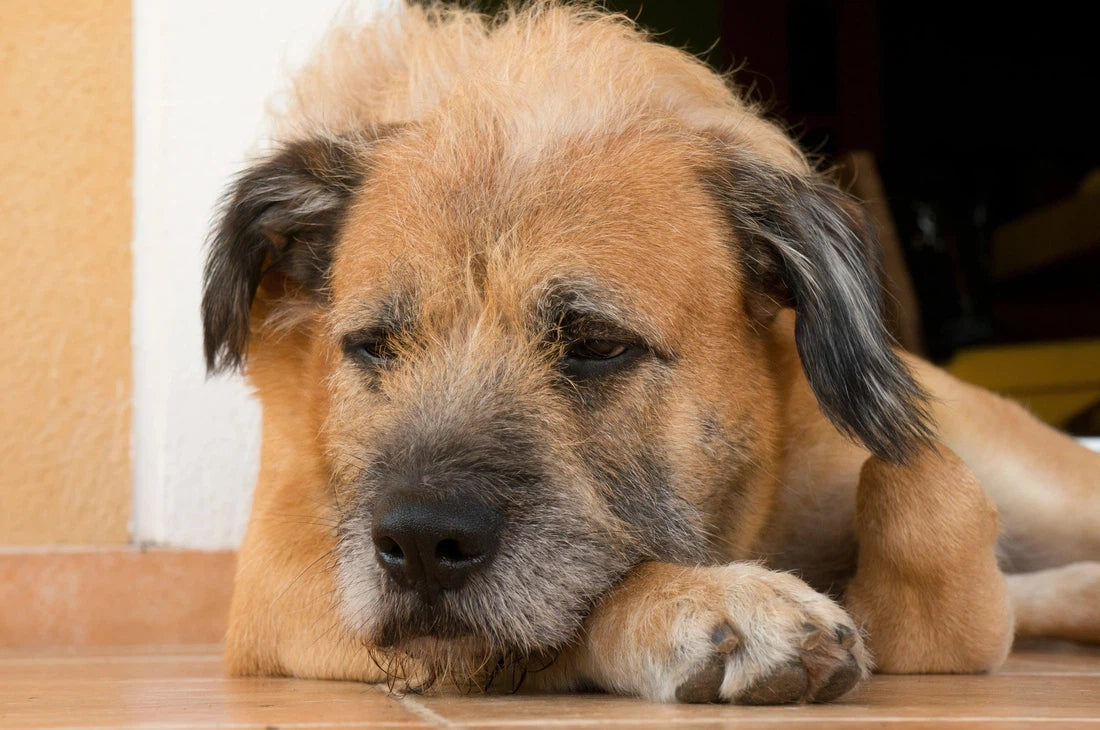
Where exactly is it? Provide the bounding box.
[476,0,1100,432]
[0,0,1097,647]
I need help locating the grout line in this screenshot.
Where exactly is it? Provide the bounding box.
[394,693,457,729]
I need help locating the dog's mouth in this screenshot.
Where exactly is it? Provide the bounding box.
[371,601,485,647]
[355,554,618,691]
[335,472,656,689]
[341,490,632,666]
[368,578,595,647]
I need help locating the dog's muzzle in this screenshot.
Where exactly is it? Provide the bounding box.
[371,490,504,602]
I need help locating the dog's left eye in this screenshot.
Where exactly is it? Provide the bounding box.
[561,339,641,380]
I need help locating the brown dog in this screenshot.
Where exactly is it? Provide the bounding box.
[201,3,1100,704]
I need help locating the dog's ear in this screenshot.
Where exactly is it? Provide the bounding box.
[202,136,366,374]
[711,151,934,463]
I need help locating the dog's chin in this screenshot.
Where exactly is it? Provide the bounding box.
[365,607,564,692]
[360,588,583,691]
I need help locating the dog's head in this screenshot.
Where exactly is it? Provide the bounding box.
[203,4,931,685]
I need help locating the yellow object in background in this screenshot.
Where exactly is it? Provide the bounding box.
[947,340,1100,430]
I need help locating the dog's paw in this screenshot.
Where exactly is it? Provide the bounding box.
[583,562,870,704]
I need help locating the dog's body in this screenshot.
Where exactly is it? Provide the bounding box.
[204,4,1100,704]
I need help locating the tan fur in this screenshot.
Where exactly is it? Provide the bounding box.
[845,445,1013,673]
[213,2,1100,704]
[1008,563,1100,643]
[543,562,870,702]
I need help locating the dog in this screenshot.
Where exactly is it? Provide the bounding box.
[201,2,1100,704]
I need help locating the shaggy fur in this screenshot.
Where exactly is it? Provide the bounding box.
[203,2,1100,704]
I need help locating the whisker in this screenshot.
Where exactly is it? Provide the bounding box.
[270,549,337,607]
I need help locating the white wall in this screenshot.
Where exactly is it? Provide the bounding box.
[131,0,395,549]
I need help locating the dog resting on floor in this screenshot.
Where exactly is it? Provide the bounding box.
[202,2,1100,704]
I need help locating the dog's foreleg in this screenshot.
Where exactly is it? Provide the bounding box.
[532,561,870,703]
[843,442,1014,673]
[225,519,389,683]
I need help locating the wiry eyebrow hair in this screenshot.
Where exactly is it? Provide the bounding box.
[536,277,671,353]
[337,291,418,339]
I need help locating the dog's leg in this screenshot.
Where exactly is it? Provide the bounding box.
[843,443,1015,673]
[535,561,870,704]
[1008,562,1100,643]
[912,358,1100,571]
[225,488,388,683]
[907,359,1100,645]
[226,539,388,682]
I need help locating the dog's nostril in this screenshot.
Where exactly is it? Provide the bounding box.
[377,536,404,562]
[436,538,471,564]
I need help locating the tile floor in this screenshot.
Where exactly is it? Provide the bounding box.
[1,643,1098,729]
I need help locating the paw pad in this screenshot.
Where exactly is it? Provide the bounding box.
[813,653,862,703]
[675,654,727,704]
[673,621,744,704]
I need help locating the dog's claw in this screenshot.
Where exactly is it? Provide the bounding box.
[736,662,809,705]
[675,654,726,703]
[800,623,825,651]
[711,621,742,654]
[813,653,862,702]
[835,625,857,650]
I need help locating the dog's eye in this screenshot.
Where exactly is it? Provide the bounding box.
[568,340,628,360]
[561,339,640,380]
[344,332,397,368]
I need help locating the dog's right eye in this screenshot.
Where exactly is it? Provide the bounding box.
[343,332,397,368]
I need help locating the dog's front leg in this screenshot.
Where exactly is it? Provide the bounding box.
[534,561,870,703]
[843,443,1014,673]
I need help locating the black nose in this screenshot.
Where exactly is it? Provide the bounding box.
[371,491,503,600]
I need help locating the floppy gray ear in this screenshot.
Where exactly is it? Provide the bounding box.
[711,151,934,463]
[202,136,365,374]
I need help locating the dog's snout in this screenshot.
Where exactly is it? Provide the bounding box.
[371,491,503,599]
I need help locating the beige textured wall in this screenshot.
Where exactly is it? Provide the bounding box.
[0,0,132,543]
